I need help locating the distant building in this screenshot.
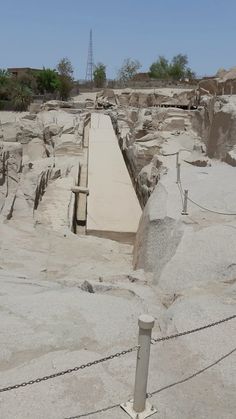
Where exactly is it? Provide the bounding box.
[8,67,42,78]
[131,72,150,81]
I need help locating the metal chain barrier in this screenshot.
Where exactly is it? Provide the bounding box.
[64,402,121,419]
[151,314,236,344]
[147,346,236,398]
[66,343,236,419]
[0,314,235,398]
[0,346,138,394]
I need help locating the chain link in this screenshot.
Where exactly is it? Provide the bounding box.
[0,315,235,394]
[0,346,139,394]
[151,314,236,344]
[66,345,236,418]
[64,402,120,418]
[149,346,236,397]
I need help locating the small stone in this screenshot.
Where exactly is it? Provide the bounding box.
[81,280,94,293]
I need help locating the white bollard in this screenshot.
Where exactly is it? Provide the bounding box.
[121,315,157,419]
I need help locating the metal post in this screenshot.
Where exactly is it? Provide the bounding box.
[182,189,189,215]
[176,152,179,168]
[121,315,157,419]
[176,163,181,183]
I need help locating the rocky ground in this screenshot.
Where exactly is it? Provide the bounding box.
[0,90,235,419]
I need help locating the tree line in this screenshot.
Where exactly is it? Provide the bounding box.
[0,58,74,110]
[117,54,195,82]
[0,53,195,110]
[89,54,196,87]
[92,54,195,87]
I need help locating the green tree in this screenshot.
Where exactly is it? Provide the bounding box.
[118,58,141,82]
[93,63,106,87]
[0,69,11,100]
[56,58,74,100]
[36,68,60,94]
[57,57,73,78]
[17,70,38,92]
[11,84,32,111]
[149,54,195,81]
[169,54,189,80]
[185,67,196,81]
[0,69,10,83]
[149,56,170,79]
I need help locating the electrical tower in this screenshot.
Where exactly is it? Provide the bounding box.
[85,29,94,82]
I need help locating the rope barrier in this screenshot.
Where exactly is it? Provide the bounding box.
[160,146,236,216]
[177,178,236,216]
[186,194,236,216]
[161,148,191,157]
[161,151,179,156]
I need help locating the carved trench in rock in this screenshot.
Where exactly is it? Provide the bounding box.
[110,113,161,209]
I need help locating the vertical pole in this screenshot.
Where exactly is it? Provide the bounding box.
[133,315,155,414]
[176,152,179,168]
[182,189,189,215]
[176,163,181,183]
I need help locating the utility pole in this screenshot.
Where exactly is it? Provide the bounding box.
[85,29,94,84]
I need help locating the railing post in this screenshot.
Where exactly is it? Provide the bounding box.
[121,315,157,418]
[182,189,189,215]
[176,163,181,183]
[176,151,179,168]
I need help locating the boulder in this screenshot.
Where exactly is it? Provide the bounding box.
[162,117,185,131]
[23,138,47,162]
[207,96,236,159]
[1,122,19,142]
[16,119,43,144]
[95,89,117,109]
[134,183,184,275]
[81,280,94,293]
[54,133,82,155]
[43,124,61,142]
[41,100,73,111]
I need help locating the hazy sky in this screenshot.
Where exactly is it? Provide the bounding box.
[0,0,235,79]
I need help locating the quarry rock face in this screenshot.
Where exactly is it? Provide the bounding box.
[199,67,236,96]
[0,108,82,224]
[0,90,236,419]
[207,96,236,159]
[115,88,199,109]
[192,96,236,161]
[0,142,22,220]
[133,183,184,276]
